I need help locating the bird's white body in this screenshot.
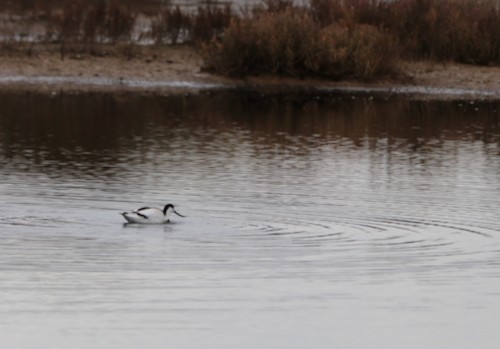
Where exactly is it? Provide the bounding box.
[121,204,185,224]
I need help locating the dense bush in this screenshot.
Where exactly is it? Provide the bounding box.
[203,8,399,80]
[203,0,500,78]
[387,0,500,64]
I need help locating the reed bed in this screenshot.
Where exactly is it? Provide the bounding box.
[1,0,500,79]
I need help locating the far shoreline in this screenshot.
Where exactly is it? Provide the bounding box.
[1,44,500,100]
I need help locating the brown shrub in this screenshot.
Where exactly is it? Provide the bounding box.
[320,24,400,80]
[307,0,500,65]
[387,0,500,64]
[203,9,322,76]
[203,8,399,80]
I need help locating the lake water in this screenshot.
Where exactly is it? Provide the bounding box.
[0,90,499,348]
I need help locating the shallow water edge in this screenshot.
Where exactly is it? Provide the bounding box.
[1,74,500,101]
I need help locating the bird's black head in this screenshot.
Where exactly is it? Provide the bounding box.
[163,203,186,218]
[163,204,174,214]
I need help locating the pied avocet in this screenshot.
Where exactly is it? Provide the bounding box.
[121,204,185,224]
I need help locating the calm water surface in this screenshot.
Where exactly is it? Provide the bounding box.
[0,91,499,348]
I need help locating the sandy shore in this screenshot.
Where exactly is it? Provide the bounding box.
[1,45,500,99]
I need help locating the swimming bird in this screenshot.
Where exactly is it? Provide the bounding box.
[121,204,185,224]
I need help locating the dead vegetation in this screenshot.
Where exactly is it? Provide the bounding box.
[1,0,500,80]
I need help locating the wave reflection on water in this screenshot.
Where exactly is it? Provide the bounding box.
[0,91,499,349]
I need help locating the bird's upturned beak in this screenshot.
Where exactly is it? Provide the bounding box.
[174,210,186,217]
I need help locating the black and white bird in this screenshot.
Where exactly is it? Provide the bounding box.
[121,204,185,224]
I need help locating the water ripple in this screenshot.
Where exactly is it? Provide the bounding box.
[1,92,499,349]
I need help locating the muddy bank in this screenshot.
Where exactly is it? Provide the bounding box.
[1,45,500,99]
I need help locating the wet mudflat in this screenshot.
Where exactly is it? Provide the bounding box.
[0,91,499,348]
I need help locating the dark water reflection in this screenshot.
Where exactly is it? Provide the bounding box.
[1,92,498,141]
[0,91,499,349]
